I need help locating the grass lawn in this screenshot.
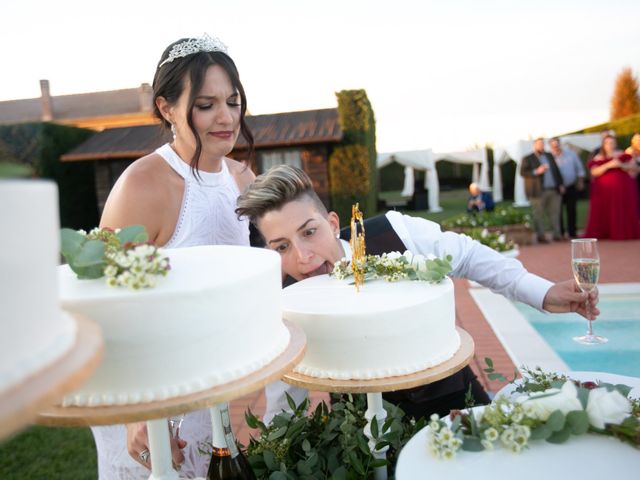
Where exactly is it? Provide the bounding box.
[1,188,591,478]
[0,425,97,479]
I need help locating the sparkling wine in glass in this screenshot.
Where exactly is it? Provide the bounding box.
[571,238,606,344]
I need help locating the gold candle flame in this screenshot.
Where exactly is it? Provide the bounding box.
[350,203,366,292]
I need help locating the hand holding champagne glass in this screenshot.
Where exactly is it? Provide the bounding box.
[571,238,606,344]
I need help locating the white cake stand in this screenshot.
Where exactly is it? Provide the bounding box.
[36,320,306,480]
[282,327,474,480]
[0,314,104,440]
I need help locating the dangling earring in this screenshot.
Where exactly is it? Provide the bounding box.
[170,123,177,141]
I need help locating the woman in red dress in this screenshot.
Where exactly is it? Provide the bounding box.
[583,135,640,239]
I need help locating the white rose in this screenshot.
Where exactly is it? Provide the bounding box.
[387,251,403,261]
[481,229,489,238]
[412,254,427,271]
[585,388,631,430]
[518,381,582,421]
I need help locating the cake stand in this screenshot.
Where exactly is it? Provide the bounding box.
[0,314,104,440]
[36,320,306,480]
[283,326,474,480]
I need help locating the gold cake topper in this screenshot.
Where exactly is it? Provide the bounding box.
[350,203,366,291]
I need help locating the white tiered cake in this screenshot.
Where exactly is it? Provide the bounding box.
[0,180,77,396]
[282,274,458,380]
[58,245,290,406]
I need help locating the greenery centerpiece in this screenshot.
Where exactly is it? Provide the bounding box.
[60,225,170,289]
[332,251,453,284]
[427,360,639,459]
[243,394,425,479]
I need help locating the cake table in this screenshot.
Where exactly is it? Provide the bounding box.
[36,320,306,480]
[283,326,474,480]
[0,314,104,440]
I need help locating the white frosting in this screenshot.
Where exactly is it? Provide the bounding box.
[282,275,458,379]
[59,245,289,406]
[0,180,77,394]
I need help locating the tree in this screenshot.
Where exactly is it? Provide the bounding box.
[610,67,640,120]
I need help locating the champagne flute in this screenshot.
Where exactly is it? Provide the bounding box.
[571,238,606,344]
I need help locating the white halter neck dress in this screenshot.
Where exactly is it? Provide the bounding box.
[91,144,249,479]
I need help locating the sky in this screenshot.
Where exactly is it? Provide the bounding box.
[2,0,639,152]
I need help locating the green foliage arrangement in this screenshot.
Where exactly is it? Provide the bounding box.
[427,359,640,459]
[60,225,170,288]
[244,393,425,479]
[333,251,453,284]
[329,90,377,225]
[441,206,532,230]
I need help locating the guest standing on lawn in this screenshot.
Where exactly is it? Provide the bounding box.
[549,137,585,239]
[520,138,565,243]
[584,135,640,240]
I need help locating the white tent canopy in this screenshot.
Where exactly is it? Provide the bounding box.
[492,133,601,205]
[377,148,490,213]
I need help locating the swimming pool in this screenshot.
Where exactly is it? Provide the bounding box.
[469,283,640,378]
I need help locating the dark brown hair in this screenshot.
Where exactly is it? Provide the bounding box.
[152,38,254,175]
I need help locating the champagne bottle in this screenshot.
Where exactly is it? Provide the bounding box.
[206,402,256,480]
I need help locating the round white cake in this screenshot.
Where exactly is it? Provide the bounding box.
[58,245,290,406]
[282,275,459,379]
[0,179,77,396]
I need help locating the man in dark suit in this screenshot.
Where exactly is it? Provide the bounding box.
[237,165,599,423]
[520,138,565,243]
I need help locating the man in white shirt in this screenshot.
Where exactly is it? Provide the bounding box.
[236,165,599,423]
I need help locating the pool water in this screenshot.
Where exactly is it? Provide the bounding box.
[514,294,640,377]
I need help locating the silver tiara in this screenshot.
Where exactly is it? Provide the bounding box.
[158,33,228,68]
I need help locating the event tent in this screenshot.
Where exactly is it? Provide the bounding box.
[378,133,601,211]
[492,133,601,205]
[377,148,490,213]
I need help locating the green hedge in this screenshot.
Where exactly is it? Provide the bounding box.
[329,90,377,225]
[0,122,98,229]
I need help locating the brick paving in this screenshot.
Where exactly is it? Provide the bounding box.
[233,239,640,445]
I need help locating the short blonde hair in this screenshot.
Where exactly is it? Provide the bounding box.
[236,165,328,224]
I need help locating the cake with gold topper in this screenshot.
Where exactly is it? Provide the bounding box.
[282,204,459,380]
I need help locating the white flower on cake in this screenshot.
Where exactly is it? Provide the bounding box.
[60,225,170,289]
[517,381,583,421]
[586,387,632,429]
[332,250,452,284]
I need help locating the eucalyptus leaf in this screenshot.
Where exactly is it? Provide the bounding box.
[530,424,552,440]
[72,240,105,268]
[461,437,484,451]
[577,387,590,409]
[60,228,87,261]
[263,451,279,470]
[546,410,566,432]
[267,426,288,441]
[116,224,148,244]
[566,410,590,435]
[547,425,572,444]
